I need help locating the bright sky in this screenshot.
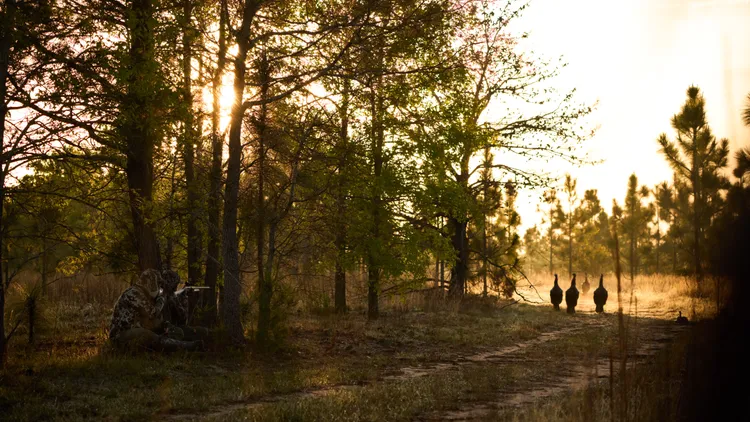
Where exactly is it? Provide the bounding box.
[509,0,750,233]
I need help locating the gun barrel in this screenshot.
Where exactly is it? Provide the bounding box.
[175,286,210,295]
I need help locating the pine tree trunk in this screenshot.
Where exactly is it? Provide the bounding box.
[334,79,349,314]
[255,54,271,347]
[549,208,554,275]
[124,0,161,272]
[222,0,262,343]
[0,280,5,367]
[203,0,228,325]
[439,259,445,290]
[0,1,10,365]
[482,217,488,296]
[165,155,177,268]
[692,140,703,282]
[448,218,468,296]
[656,214,661,274]
[182,0,202,287]
[568,219,573,278]
[367,84,384,320]
[630,232,636,285]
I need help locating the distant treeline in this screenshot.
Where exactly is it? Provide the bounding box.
[524,88,750,285]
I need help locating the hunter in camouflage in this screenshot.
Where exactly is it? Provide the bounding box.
[109,269,202,352]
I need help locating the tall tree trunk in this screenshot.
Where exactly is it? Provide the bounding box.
[434,259,439,288]
[204,0,228,325]
[255,52,271,347]
[334,78,349,314]
[691,137,703,282]
[124,0,161,272]
[222,0,261,342]
[630,231,635,284]
[440,259,445,289]
[693,196,702,282]
[655,211,661,273]
[449,146,471,297]
[568,218,572,278]
[548,208,553,275]
[0,0,12,366]
[182,0,202,286]
[448,217,468,296]
[482,216,487,296]
[165,153,177,268]
[367,84,384,320]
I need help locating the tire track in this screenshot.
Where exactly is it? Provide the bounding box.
[422,323,688,421]
[165,324,592,421]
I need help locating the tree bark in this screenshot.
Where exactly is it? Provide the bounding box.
[655,210,661,273]
[182,0,202,286]
[691,132,703,282]
[630,231,635,285]
[448,143,471,297]
[255,52,271,347]
[568,216,573,278]
[440,259,444,289]
[0,0,14,366]
[482,216,488,296]
[548,208,553,275]
[448,217,468,296]
[123,0,161,272]
[204,0,228,325]
[222,0,262,342]
[367,83,384,320]
[334,79,349,314]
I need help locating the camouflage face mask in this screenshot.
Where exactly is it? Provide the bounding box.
[139,269,162,298]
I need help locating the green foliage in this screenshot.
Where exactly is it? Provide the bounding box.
[621,174,655,278]
[656,86,730,279]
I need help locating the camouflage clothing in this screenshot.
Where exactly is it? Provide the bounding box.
[109,270,165,340]
[109,269,202,352]
[160,269,189,325]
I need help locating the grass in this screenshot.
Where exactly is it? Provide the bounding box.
[0,273,716,421]
[504,328,691,422]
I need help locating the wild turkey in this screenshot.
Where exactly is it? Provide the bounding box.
[676,311,689,325]
[565,273,579,314]
[593,274,608,313]
[581,274,590,295]
[550,274,563,311]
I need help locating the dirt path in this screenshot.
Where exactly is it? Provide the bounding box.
[166,316,683,421]
[166,322,599,421]
[422,322,688,421]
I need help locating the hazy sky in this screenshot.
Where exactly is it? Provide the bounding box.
[507,0,750,232]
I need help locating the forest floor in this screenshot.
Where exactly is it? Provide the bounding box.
[0,278,710,421]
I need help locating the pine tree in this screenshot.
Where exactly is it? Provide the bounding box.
[554,174,580,278]
[734,93,750,183]
[657,86,730,282]
[622,174,653,281]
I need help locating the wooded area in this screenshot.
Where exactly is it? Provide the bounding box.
[2,1,750,419]
[1,0,596,358]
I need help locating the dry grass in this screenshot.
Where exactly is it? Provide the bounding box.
[1,271,712,421]
[519,272,719,321]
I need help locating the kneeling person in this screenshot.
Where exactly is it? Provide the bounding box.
[159,269,210,343]
[109,269,203,352]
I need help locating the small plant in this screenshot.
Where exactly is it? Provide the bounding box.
[7,282,49,345]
